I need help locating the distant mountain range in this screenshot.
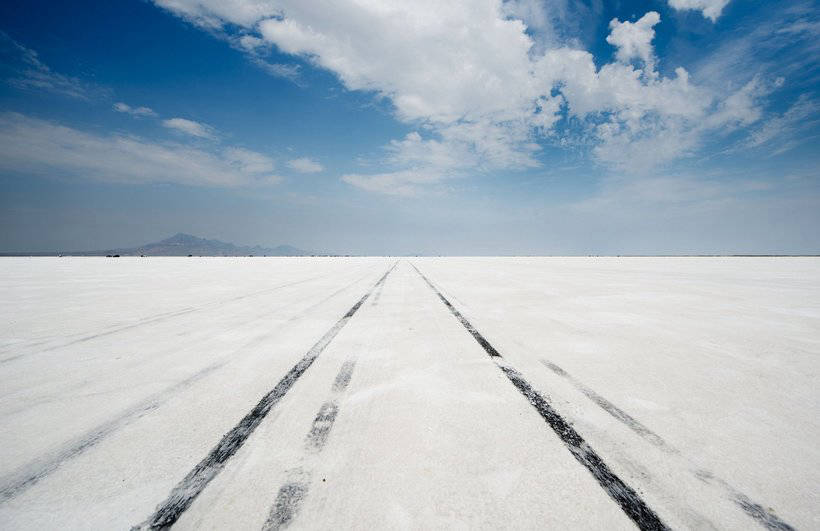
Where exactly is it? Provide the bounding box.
[2,233,315,256]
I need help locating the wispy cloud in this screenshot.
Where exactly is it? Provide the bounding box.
[1,32,98,100]
[341,169,443,197]
[742,95,820,155]
[254,60,302,83]
[237,35,303,83]
[113,102,158,117]
[0,112,280,187]
[692,2,819,87]
[162,117,217,139]
[287,157,323,173]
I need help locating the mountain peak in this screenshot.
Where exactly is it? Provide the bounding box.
[67,233,315,256]
[163,233,205,244]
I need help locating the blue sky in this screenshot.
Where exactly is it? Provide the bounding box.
[0,0,818,254]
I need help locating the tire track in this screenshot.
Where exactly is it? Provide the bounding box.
[540,359,674,452]
[286,270,375,324]
[0,363,223,503]
[134,262,395,530]
[693,470,796,530]
[540,359,796,529]
[411,263,668,531]
[263,359,357,530]
[369,275,386,307]
[0,270,337,364]
[0,267,380,503]
[1,268,374,416]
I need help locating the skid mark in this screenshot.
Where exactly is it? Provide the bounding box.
[0,363,223,503]
[304,402,339,453]
[735,496,795,531]
[331,360,356,393]
[370,278,385,306]
[542,359,796,529]
[540,359,674,452]
[134,263,395,530]
[411,263,668,531]
[694,470,795,531]
[1,270,372,415]
[263,475,309,531]
[287,271,375,324]
[540,363,797,530]
[263,358,358,530]
[412,264,795,531]
[1,272,336,364]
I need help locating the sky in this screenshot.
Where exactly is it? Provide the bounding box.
[0,0,818,255]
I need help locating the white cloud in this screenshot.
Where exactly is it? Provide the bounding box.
[287,157,323,173]
[152,0,771,193]
[153,0,277,28]
[256,3,536,125]
[224,146,276,174]
[341,169,443,197]
[113,102,158,117]
[162,117,216,139]
[0,112,280,187]
[667,0,731,22]
[606,12,661,70]
[236,35,303,83]
[254,60,301,82]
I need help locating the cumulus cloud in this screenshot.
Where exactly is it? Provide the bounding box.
[667,0,731,22]
[113,102,157,117]
[0,112,280,187]
[152,0,768,193]
[606,12,661,70]
[153,0,278,29]
[287,157,323,173]
[162,117,216,139]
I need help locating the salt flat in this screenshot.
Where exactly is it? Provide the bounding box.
[0,257,817,530]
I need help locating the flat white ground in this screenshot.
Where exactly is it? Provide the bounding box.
[0,257,817,530]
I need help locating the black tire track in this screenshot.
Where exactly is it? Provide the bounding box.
[264,478,309,530]
[2,268,373,419]
[735,496,795,531]
[1,270,339,364]
[540,359,674,452]
[0,363,223,503]
[263,359,358,530]
[0,268,379,503]
[369,275,386,306]
[134,263,395,530]
[540,359,796,529]
[411,263,669,531]
[694,470,796,531]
